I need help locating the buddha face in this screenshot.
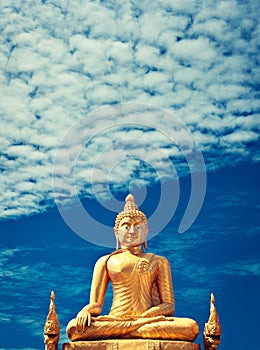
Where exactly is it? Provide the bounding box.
[117,216,148,248]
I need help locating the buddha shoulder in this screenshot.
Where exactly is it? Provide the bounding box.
[152,254,171,265]
[93,254,111,270]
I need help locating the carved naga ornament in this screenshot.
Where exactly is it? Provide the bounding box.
[44,290,60,350]
[203,293,222,350]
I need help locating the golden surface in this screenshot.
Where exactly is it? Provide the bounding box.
[66,195,199,342]
[44,290,60,350]
[63,339,201,350]
[203,294,221,350]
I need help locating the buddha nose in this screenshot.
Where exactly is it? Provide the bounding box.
[129,225,136,233]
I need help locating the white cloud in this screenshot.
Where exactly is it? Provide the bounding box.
[221,130,259,144]
[0,0,259,220]
[173,38,217,68]
[194,18,232,42]
[220,260,260,277]
[207,84,247,101]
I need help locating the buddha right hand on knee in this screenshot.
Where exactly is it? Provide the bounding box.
[75,302,102,333]
[76,310,92,333]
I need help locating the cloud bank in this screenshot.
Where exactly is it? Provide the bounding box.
[0,0,259,219]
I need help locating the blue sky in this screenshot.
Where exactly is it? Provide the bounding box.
[0,0,259,349]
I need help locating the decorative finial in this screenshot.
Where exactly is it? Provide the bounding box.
[44,290,60,350]
[126,193,134,202]
[124,194,138,211]
[51,290,55,302]
[203,293,222,350]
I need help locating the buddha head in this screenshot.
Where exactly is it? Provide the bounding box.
[114,194,148,249]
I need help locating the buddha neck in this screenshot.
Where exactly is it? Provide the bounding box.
[123,245,144,256]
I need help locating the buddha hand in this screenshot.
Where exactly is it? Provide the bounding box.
[76,309,92,333]
[75,302,102,333]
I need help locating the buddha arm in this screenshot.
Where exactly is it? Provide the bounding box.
[141,256,175,318]
[79,255,109,317]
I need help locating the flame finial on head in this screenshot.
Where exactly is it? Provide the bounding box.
[124,194,138,211]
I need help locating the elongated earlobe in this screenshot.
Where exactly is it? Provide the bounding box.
[143,240,148,250]
[116,235,120,250]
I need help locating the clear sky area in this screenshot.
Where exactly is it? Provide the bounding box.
[0,1,259,349]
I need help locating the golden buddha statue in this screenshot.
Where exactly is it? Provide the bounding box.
[66,194,199,342]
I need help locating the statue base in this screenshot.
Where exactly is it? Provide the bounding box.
[62,339,201,350]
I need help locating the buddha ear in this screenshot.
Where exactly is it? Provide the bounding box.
[114,228,119,250]
[115,233,120,250]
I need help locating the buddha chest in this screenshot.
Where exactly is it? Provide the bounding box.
[107,252,157,284]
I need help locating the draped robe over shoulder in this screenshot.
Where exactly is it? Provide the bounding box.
[107,251,174,318]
